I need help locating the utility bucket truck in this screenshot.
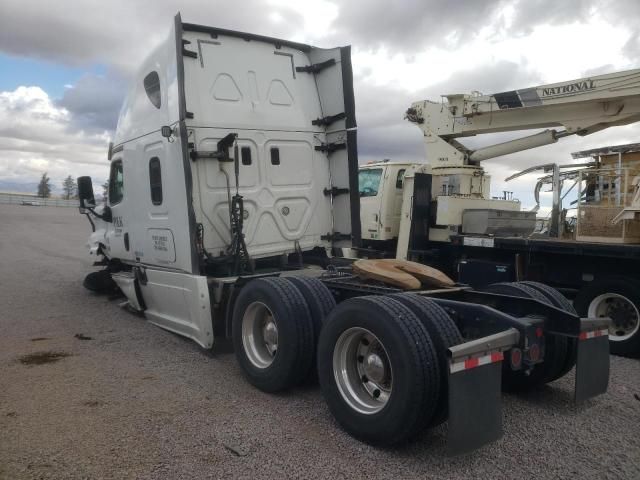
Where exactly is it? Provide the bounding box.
[359,69,640,356]
[78,14,610,454]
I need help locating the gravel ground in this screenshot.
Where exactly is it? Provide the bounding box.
[0,203,639,480]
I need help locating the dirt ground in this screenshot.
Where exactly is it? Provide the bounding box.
[0,204,639,479]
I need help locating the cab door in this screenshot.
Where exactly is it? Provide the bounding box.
[359,167,385,241]
[390,168,406,237]
[104,156,134,263]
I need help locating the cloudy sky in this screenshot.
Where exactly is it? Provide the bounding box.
[1,0,640,211]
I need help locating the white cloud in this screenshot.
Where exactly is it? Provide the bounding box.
[351,15,633,94]
[0,86,110,193]
[1,0,640,203]
[268,0,339,42]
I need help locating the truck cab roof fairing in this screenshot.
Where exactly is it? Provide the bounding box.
[113,18,320,148]
[113,25,181,147]
[182,22,313,53]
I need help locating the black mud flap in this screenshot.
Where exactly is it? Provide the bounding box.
[447,360,503,456]
[575,330,610,403]
[446,328,519,456]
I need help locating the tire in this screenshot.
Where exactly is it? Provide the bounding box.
[317,296,440,445]
[232,277,315,392]
[390,293,462,426]
[283,276,337,382]
[519,282,576,314]
[575,276,640,357]
[283,276,336,338]
[517,281,577,380]
[83,270,118,293]
[483,282,569,390]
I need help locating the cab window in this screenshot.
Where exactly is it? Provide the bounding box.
[358,168,383,197]
[143,71,161,109]
[396,169,406,189]
[149,157,163,205]
[109,159,124,205]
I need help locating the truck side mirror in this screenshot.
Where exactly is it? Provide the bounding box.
[77,176,95,209]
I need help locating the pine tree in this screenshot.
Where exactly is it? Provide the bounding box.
[62,175,77,200]
[102,181,109,200]
[37,172,51,198]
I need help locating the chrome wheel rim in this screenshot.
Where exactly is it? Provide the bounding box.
[242,301,278,368]
[588,293,640,342]
[333,327,392,415]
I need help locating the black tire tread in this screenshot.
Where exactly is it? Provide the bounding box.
[518,281,576,313]
[487,282,550,303]
[390,293,462,426]
[261,277,315,387]
[517,281,577,380]
[364,296,440,443]
[83,270,118,293]
[284,276,336,336]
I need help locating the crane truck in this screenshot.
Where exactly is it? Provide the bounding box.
[358,69,640,356]
[77,14,610,454]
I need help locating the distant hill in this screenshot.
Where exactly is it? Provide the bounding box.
[0,181,59,195]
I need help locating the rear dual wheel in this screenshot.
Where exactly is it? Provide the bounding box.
[234,280,459,445]
[519,281,577,380]
[232,277,315,392]
[484,281,575,390]
[232,276,334,392]
[317,295,445,445]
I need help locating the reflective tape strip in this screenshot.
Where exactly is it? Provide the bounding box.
[450,351,504,374]
[578,329,609,341]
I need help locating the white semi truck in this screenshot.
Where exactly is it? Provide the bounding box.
[77,14,611,454]
[359,69,640,356]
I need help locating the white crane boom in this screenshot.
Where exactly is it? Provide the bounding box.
[406,68,640,167]
[394,67,640,258]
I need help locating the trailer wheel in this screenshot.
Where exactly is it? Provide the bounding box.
[391,293,462,426]
[283,276,336,338]
[516,281,577,380]
[575,276,640,357]
[317,296,440,445]
[232,277,315,392]
[518,282,576,314]
[484,282,569,390]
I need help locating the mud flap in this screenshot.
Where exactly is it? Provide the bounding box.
[575,329,610,403]
[446,328,519,455]
[448,360,503,456]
